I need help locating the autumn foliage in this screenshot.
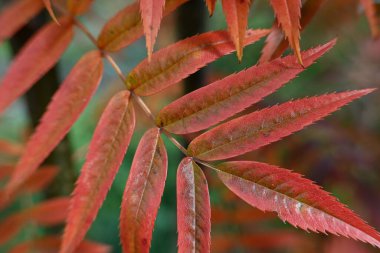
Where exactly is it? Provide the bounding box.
[1,0,380,252]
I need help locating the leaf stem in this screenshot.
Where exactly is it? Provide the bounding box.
[69,16,191,158]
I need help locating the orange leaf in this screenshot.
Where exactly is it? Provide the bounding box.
[260,0,326,63]
[0,17,74,114]
[61,91,135,253]
[0,197,69,244]
[221,0,251,61]
[5,51,103,195]
[140,0,165,60]
[67,0,94,15]
[42,0,59,24]
[217,161,380,248]
[127,29,269,96]
[0,139,23,156]
[97,0,188,52]
[0,0,44,44]
[360,0,380,38]
[120,128,167,253]
[0,166,59,210]
[177,158,211,253]
[270,0,303,65]
[205,0,217,16]
[157,40,334,134]
[188,90,373,161]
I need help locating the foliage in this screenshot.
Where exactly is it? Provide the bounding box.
[0,0,380,252]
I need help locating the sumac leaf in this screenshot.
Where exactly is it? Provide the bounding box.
[0,197,69,244]
[127,29,269,96]
[360,0,380,38]
[260,0,326,63]
[216,161,380,248]
[205,0,217,16]
[60,91,135,253]
[177,158,210,253]
[9,236,111,253]
[157,40,335,134]
[140,0,165,60]
[42,0,58,24]
[0,0,44,44]
[120,128,167,253]
[97,0,188,52]
[5,51,103,195]
[0,17,74,114]
[67,0,94,15]
[270,0,303,65]
[0,166,58,210]
[0,139,23,156]
[221,0,251,61]
[188,89,373,161]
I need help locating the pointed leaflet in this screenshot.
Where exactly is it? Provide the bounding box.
[360,0,380,38]
[0,17,74,114]
[9,236,111,253]
[140,0,165,60]
[0,0,44,44]
[42,0,59,24]
[216,161,380,248]
[205,0,216,16]
[177,158,211,253]
[260,0,326,63]
[0,197,69,244]
[97,0,188,52]
[221,0,251,61]
[61,91,135,253]
[127,29,269,96]
[67,0,95,15]
[157,40,335,134]
[120,128,167,253]
[270,0,303,65]
[188,89,373,161]
[5,51,103,195]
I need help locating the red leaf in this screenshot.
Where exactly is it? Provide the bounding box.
[42,0,59,24]
[205,0,217,16]
[0,139,23,156]
[0,197,69,244]
[0,17,74,114]
[157,40,335,134]
[97,0,188,52]
[260,0,326,63]
[270,0,303,65]
[5,51,103,195]
[67,0,94,15]
[360,0,380,38]
[9,236,111,253]
[61,91,135,253]
[0,166,59,210]
[127,29,269,96]
[221,0,252,61]
[216,161,380,248]
[0,0,44,44]
[120,128,167,253]
[140,0,165,60]
[0,165,14,181]
[188,89,374,161]
[177,158,210,253]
